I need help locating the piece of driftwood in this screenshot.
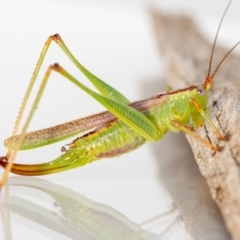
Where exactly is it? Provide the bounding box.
[151,11,240,240]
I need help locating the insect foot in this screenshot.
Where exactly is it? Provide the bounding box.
[217,146,224,152]
[221,133,231,141]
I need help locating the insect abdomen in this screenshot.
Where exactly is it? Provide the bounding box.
[74,120,147,163]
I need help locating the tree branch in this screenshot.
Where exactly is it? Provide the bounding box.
[151,11,240,240]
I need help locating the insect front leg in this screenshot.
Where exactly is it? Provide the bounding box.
[189,98,229,141]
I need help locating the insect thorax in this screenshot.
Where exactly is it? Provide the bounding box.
[145,87,208,134]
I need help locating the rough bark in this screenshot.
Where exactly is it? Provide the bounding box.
[151,12,240,240]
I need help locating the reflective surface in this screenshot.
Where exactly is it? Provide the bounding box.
[0,0,239,239]
[0,177,162,239]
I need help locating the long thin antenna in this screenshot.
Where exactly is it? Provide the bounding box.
[211,40,240,79]
[207,0,232,77]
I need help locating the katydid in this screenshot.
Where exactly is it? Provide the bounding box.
[0,1,238,187]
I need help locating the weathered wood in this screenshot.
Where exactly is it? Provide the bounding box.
[151,12,240,240]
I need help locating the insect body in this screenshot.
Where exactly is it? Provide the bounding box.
[0,80,220,176]
[0,1,238,184]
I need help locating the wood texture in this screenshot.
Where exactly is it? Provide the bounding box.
[151,11,240,240]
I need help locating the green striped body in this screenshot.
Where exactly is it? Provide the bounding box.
[54,86,208,167]
[3,86,208,175]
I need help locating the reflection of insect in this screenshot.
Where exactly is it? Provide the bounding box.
[0,1,238,186]
[2,177,163,240]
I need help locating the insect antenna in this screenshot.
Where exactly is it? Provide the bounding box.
[203,0,239,89]
[211,40,240,80]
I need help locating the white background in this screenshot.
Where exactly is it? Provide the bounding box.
[0,0,239,239]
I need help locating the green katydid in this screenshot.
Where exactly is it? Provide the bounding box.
[0,0,238,187]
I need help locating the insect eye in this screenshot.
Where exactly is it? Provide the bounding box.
[197,86,205,96]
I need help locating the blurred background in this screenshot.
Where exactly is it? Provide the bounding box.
[0,0,239,239]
